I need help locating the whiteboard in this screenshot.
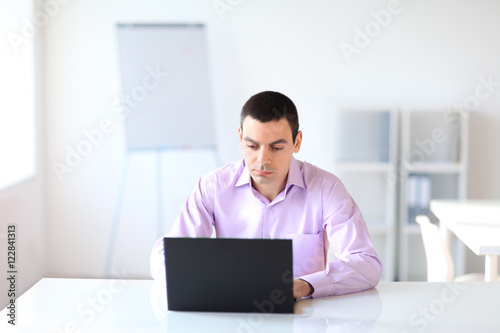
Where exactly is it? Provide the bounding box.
[116,23,215,150]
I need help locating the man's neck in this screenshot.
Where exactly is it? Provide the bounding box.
[252,178,287,202]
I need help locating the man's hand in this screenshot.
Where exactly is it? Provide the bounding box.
[293,279,314,299]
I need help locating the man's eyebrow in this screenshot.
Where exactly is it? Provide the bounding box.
[243,136,259,145]
[269,139,288,145]
[243,136,288,145]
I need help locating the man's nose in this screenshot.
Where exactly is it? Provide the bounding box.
[257,147,271,165]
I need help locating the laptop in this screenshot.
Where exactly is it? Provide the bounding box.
[163,237,294,313]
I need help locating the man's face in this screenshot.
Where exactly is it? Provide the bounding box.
[238,116,302,195]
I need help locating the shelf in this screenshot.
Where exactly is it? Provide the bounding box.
[399,108,468,281]
[333,109,394,164]
[365,217,393,227]
[336,173,394,227]
[402,224,421,234]
[331,107,398,282]
[333,162,394,173]
[403,109,464,164]
[368,224,394,234]
[400,162,465,173]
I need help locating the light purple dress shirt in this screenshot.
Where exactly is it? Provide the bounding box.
[150,157,382,298]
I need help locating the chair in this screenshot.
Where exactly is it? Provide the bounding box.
[415,215,485,282]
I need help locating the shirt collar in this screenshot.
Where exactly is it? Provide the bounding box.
[235,160,251,187]
[234,157,306,190]
[287,157,306,190]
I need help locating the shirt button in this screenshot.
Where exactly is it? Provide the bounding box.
[265,235,271,239]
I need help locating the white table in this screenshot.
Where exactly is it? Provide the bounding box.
[430,199,500,282]
[1,278,500,332]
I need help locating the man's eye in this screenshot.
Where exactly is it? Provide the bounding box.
[273,147,284,151]
[247,145,258,149]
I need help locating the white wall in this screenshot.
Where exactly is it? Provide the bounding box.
[40,0,500,281]
[0,0,45,308]
[0,180,45,309]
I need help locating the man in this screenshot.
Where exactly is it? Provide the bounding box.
[150,91,382,299]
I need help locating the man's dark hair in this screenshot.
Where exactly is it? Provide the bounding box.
[240,91,300,143]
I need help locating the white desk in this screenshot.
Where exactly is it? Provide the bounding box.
[430,199,500,282]
[1,278,500,332]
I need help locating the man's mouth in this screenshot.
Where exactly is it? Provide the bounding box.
[254,169,273,176]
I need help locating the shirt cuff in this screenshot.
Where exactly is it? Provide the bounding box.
[298,271,334,299]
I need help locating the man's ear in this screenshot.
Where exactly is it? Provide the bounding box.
[293,131,302,153]
[238,126,243,144]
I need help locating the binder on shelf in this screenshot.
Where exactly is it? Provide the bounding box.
[407,174,432,224]
[378,111,390,162]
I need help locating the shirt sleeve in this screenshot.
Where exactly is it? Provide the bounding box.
[149,175,215,284]
[299,180,383,298]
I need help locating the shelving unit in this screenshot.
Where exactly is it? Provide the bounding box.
[398,108,469,281]
[330,107,399,281]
